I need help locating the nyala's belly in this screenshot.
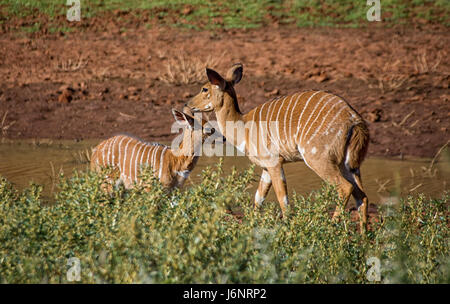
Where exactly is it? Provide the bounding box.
[248,149,303,168]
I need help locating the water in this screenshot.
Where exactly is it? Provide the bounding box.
[0,139,448,203]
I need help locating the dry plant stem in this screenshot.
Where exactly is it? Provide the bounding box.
[118,112,136,120]
[394,110,415,127]
[160,52,226,85]
[415,140,449,178]
[1,111,16,136]
[49,161,56,195]
[409,183,423,192]
[55,56,88,72]
[429,140,449,171]
[72,149,92,164]
[409,168,415,178]
[414,50,444,74]
[375,178,391,193]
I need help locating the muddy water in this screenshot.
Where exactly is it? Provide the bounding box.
[0,140,448,203]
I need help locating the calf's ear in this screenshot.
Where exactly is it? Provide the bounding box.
[172,109,195,129]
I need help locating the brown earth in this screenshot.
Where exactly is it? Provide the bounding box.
[0,15,449,159]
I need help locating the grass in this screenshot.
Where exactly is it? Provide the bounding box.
[1,0,449,33]
[0,161,448,283]
[48,25,74,34]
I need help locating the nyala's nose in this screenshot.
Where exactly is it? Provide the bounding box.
[184,102,196,112]
[182,105,194,116]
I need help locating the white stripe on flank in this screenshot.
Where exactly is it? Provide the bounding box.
[299,93,328,145]
[308,99,344,142]
[134,143,145,182]
[326,129,344,156]
[101,141,107,165]
[109,138,116,166]
[106,137,113,166]
[322,103,347,136]
[294,91,321,143]
[110,136,120,166]
[303,94,336,145]
[288,92,307,150]
[122,138,133,179]
[275,97,288,154]
[151,146,159,173]
[265,99,279,153]
[248,109,257,155]
[149,146,155,172]
[282,94,296,151]
[116,136,127,173]
[145,145,152,166]
[258,102,271,156]
[158,147,167,179]
[103,139,110,166]
[139,144,148,172]
[129,142,138,182]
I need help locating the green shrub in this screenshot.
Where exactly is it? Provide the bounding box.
[0,162,448,283]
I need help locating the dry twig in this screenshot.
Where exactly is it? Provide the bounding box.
[1,111,16,136]
[159,52,226,85]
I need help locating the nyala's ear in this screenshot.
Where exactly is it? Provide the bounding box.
[172,109,195,129]
[206,68,226,90]
[225,63,243,85]
[182,105,194,116]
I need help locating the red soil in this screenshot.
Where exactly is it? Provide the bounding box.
[0,17,448,159]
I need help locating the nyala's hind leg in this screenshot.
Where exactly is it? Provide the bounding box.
[351,172,369,233]
[341,166,369,233]
[314,163,354,220]
[332,178,353,220]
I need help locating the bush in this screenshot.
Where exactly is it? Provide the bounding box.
[0,162,448,283]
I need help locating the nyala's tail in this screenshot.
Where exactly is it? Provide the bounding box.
[345,122,370,172]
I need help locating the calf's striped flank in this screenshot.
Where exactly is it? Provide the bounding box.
[91,109,208,190]
[92,135,167,187]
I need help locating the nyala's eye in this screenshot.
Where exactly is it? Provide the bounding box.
[202,87,208,93]
[205,127,215,134]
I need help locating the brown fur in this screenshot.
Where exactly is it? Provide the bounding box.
[347,122,370,170]
[187,64,370,232]
[90,109,210,191]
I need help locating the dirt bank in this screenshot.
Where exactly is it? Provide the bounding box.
[0,20,448,158]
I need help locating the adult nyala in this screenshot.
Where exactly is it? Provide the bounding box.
[187,64,370,232]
